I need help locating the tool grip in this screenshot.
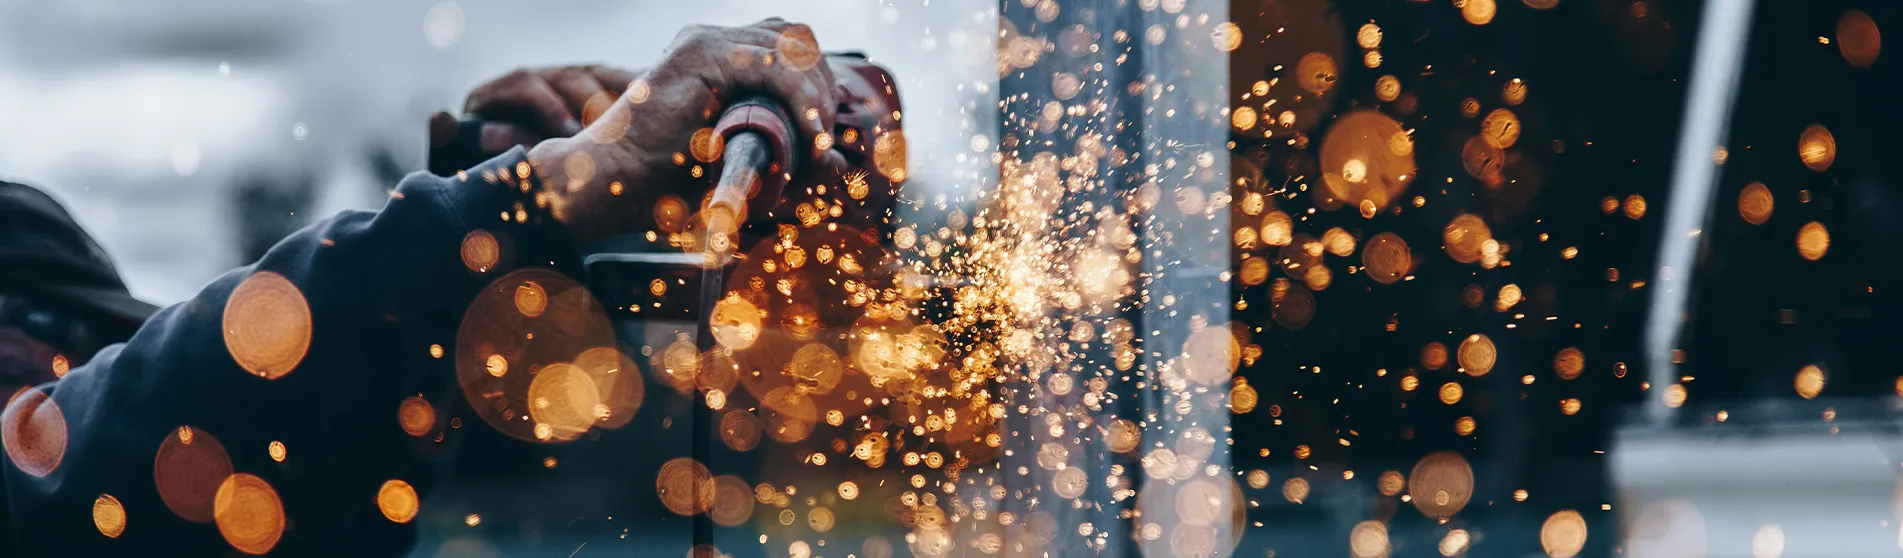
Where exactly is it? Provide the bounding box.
[427,94,801,228]
[709,95,799,220]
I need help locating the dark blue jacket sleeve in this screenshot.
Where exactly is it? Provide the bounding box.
[0,148,579,556]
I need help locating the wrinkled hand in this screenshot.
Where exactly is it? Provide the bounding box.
[526,18,847,247]
[446,64,641,154]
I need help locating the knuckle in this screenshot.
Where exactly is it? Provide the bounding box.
[681,32,721,54]
[555,66,595,87]
[786,23,817,43]
[670,26,707,48]
[499,73,539,93]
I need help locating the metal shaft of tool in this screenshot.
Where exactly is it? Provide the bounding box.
[691,130,774,550]
[705,131,772,239]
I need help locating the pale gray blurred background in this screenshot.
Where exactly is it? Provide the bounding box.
[0,0,996,304]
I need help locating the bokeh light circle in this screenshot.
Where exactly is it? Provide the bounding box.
[1378,470,1405,496]
[720,408,764,451]
[213,473,286,555]
[1794,365,1826,399]
[572,347,643,429]
[1797,221,1830,260]
[1297,52,1339,95]
[1362,233,1411,284]
[156,425,233,524]
[1541,509,1588,558]
[657,457,717,516]
[1739,182,1774,225]
[1457,334,1496,376]
[456,269,615,442]
[1443,214,1493,265]
[1320,110,1415,210]
[1408,451,1475,518]
[222,271,311,380]
[710,474,755,526]
[1350,520,1389,558]
[1837,10,1881,68]
[527,363,601,440]
[710,294,763,351]
[1554,347,1585,380]
[398,396,436,436]
[460,229,499,273]
[1481,108,1521,148]
[94,494,126,539]
[378,479,420,523]
[1798,124,1835,172]
[0,388,64,478]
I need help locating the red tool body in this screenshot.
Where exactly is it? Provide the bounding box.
[705,53,904,229]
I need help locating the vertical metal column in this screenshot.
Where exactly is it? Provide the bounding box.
[1645,0,1756,426]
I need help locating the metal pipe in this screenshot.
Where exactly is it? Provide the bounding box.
[1646,0,1756,426]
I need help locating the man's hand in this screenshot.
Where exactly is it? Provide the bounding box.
[451,65,641,154]
[525,18,844,247]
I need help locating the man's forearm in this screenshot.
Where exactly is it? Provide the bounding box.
[0,148,576,556]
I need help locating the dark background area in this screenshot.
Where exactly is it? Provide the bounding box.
[1224,0,1899,556]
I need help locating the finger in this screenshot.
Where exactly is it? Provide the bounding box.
[478,122,545,153]
[546,67,612,127]
[466,70,581,137]
[811,149,853,182]
[546,67,608,113]
[810,55,840,155]
[713,25,826,73]
[769,23,837,148]
[707,25,837,156]
[588,66,641,93]
[717,44,835,161]
[710,26,789,50]
[746,17,794,34]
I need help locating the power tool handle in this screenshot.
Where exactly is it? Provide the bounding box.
[710,95,800,212]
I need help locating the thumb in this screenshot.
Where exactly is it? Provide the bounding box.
[811,149,854,180]
[478,122,546,154]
